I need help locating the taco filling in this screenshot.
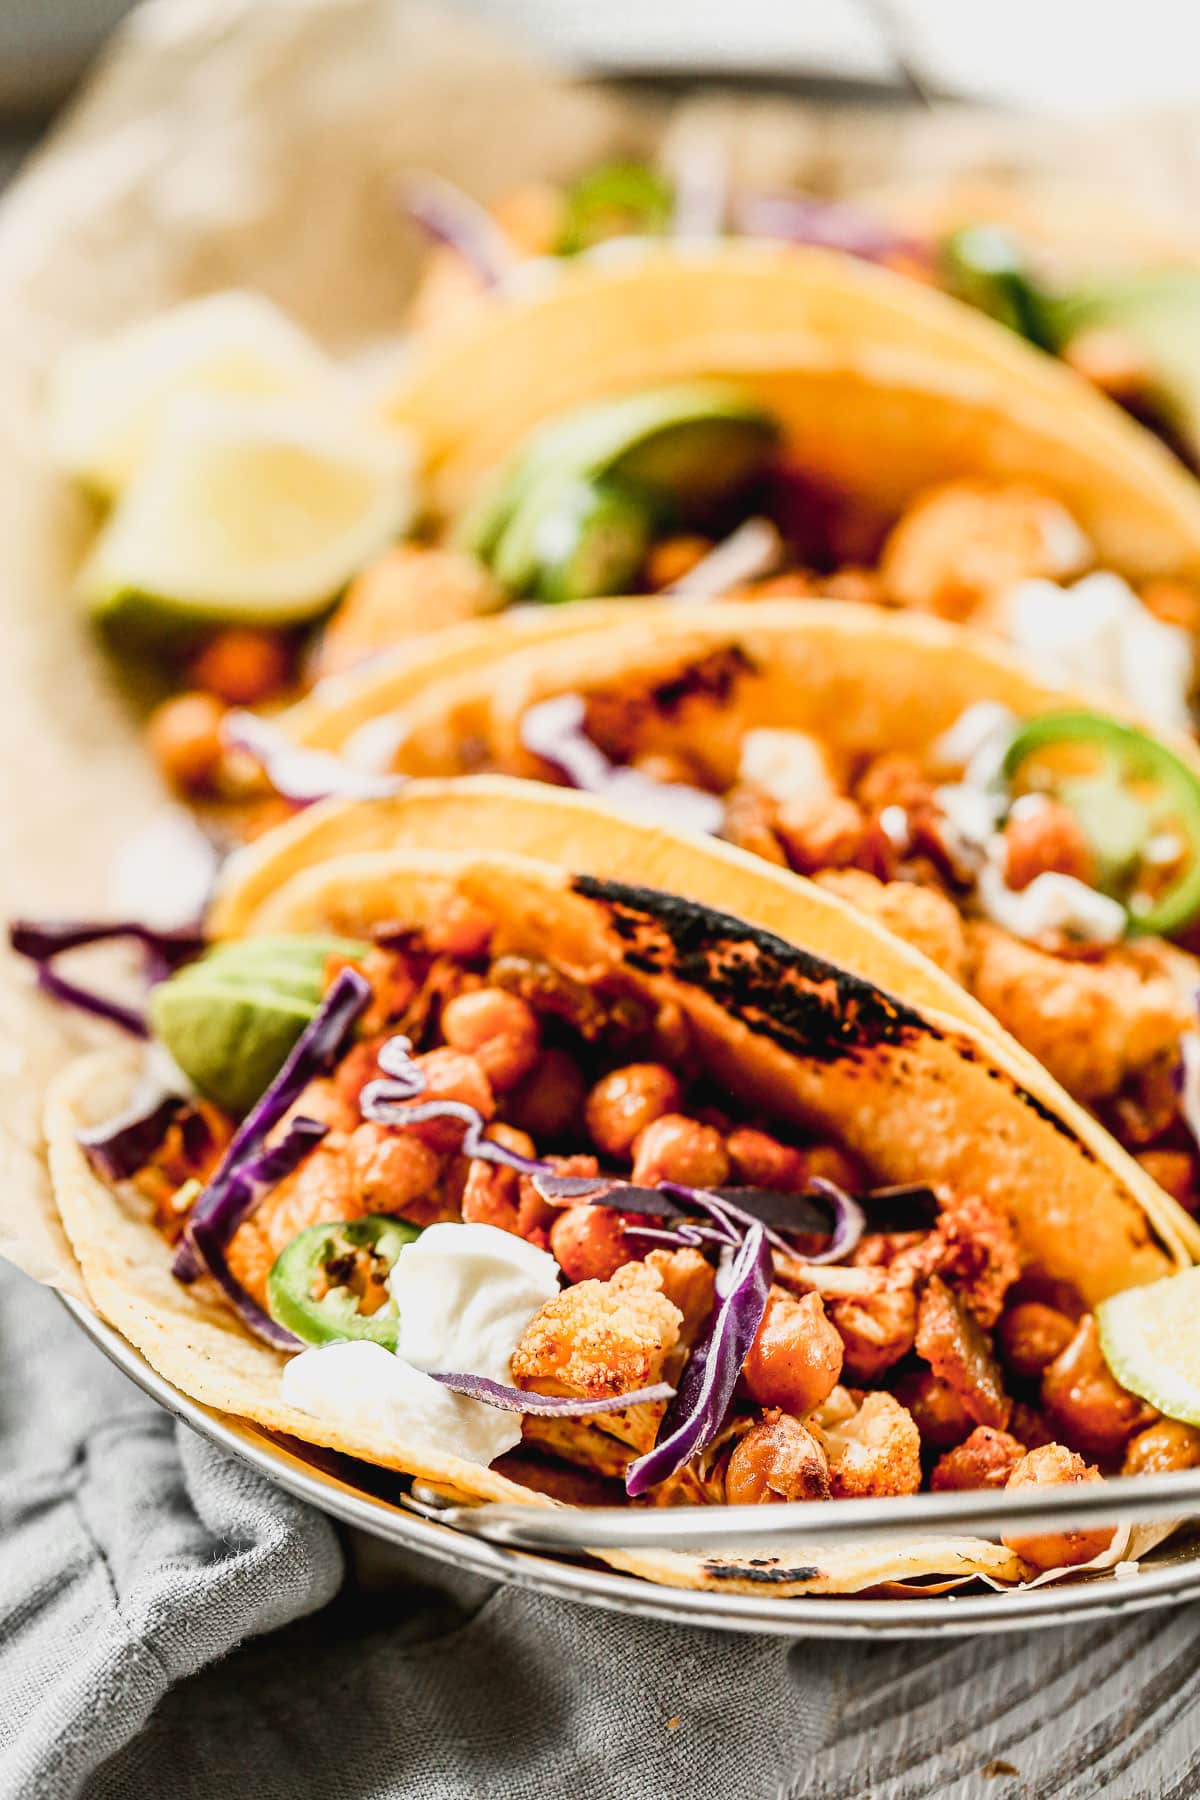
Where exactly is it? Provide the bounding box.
[334,626,1200,1219]
[69,885,1195,1567]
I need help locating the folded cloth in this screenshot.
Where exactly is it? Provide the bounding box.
[5,1257,1200,1800]
[0,1264,344,1800]
[0,1262,834,1800]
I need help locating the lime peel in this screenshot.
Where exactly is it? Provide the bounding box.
[1097,1267,1200,1425]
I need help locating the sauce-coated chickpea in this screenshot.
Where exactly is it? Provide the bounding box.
[724,1411,830,1504]
[1002,1442,1114,1571]
[441,987,540,1092]
[893,1369,974,1450]
[997,1301,1076,1382]
[190,627,291,705]
[549,1205,636,1284]
[400,1049,493,1150]
[1041,1314,1154,1460]
[586,1064,682,1159]
[1122,1418,1200,1477]
[742,1290,844,1417]
[506,1047,587,1142]
[146,692,226,792]
[631,1114,729,1189]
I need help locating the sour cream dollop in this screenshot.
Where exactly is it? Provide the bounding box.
[281,1223,561,1465]
[1004,572,1193,732]
[976,862,1127,946]
[737,728,836,810]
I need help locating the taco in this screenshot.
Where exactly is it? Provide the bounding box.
[407,160,1200,472]
[69,248,1200,810]
[36,836,1195,1596]
[225,600,1200,1260]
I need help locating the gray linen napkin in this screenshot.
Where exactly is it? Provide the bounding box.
[6,1257,1200,1800]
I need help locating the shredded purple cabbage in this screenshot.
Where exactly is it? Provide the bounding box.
[78,1088,189,1182]
[731,193,928,266]
[529,1169,865,1262]
[517,694,725,836]
[172,967,371,1292]
[430,1373,674,1415]
[625,1223,773,1497]
[222,712,407,808]
[186,1117,327,1348]
[10,918,205,1038]
[402,172,514,287]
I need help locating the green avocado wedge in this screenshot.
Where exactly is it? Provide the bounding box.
[1048,272,1200,467]
[150,932,369,1115]
[460,382,778,588]
[492,473,653,602]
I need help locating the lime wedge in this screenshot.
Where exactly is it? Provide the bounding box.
[1097,1268,1200,1424]
[49,290,344,497]
[78,395,417,640]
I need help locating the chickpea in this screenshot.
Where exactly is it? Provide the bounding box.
[425,898,493,961]
[997,1301,1077,1382]
[631,1114,729,1189]
[1122,1419,1200,1477]
[1002,1442,1114,1571]
[399,1048,494,1151]
[1003,796,1095,893]
[892,1369,974,1450]
[189,627,291,705]
[550,1205,636,1284]
[441,988,540,1092]
[1041,1314,1155,1460]
[742,1290,844,1417]
[344,1122,442,1223]
[931,1426,1025,1492]
[724,1127,808,1193]
[775,794,867,875]
[146,691,226,792]
[724,1410,830,1505]
[505,1046,587,1142]
[586,1064,682,1159]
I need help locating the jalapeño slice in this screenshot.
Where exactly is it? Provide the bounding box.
[267,1215,420,1349]
[1002,711,1200,936]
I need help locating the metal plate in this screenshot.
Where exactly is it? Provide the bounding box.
[62,1294,1200,1639]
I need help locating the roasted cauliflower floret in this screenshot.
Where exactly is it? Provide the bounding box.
[511,1260,683,1399]
[879,479,1090,620]
[815,868,968,982]
[826,1264,917,1384]
[818,1390,922,1499]
[965,923,1192,1105]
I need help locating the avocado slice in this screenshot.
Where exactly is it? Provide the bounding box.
[492,473,653,602]
[1047,272,1200,465]
[460,382,778,588]
[150,978,318,1117]
[151,932,370,1115]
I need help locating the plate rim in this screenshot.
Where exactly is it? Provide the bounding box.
[59,1292,1200,1639]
